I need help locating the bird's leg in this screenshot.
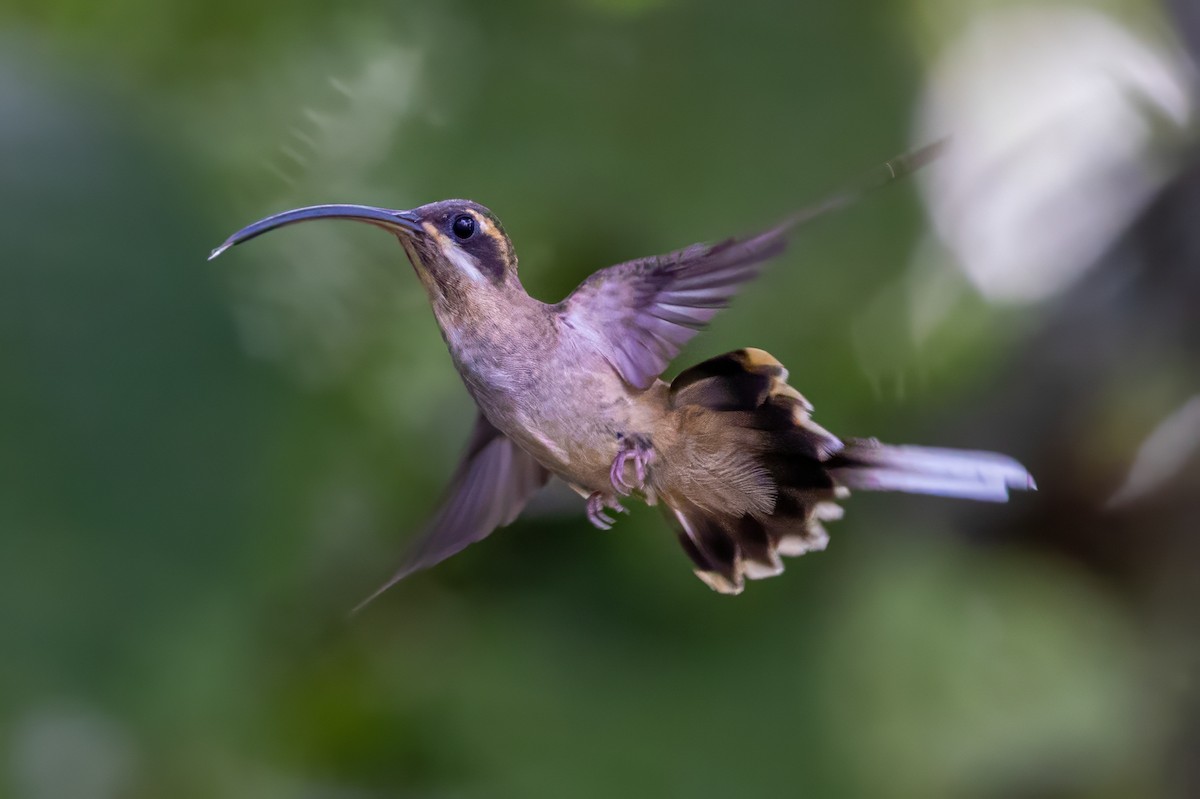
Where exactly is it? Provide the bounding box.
[586,491,628,530]
[609,433,657,496]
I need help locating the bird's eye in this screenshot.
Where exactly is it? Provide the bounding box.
[451,214,476,240]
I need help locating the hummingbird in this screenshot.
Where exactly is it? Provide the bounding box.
[210,141,1034,605]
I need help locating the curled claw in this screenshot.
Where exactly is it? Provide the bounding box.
[609,433,656,496]
[634,452,648,485]
[609,450,633,495]
[587,492,627,530]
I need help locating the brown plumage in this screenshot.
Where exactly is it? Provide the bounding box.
[209,141,1034,606]
[647,348,1032,594]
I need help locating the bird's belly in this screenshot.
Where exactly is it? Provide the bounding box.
[540,429,624,491]
[506,380,669,494]
[454,345,668,493]
[504,402,624,488]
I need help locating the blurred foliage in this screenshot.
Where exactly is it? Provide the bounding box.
[1,1,1197,798]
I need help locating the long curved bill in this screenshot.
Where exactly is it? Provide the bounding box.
[208,204,423,261]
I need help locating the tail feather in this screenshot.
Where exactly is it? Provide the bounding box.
[828,440,1036,502]
[663,348,1035,594]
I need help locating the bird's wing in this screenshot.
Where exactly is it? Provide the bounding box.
[557,141,946,390]
[354,414,549,611]
[557,222,794,389]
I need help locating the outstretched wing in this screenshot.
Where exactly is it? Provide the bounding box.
[354,414,549,611]
[557,141,946,389]
[557,222,793,390]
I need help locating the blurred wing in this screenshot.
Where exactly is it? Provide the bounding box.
[354,414,549,611]
[557,141,947,389]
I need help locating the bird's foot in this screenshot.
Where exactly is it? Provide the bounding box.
[586,492,628,530]
[609,433,656,496]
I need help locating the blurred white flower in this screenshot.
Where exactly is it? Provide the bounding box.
[1109,394,1200,507]
[9,705,137,799]
[916,5,1195,303]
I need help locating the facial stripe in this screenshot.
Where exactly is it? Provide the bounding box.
[476,213,497,239]
[472,211,516,270]
[443,241,487,283]
[421,221,487,283]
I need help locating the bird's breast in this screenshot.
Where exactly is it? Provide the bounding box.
[435,304,669,491]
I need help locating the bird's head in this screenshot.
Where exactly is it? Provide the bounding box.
[209,199,519,298]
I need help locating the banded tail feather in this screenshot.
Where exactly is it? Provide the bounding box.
[663,349,1034,595]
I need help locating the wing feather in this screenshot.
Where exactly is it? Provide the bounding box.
[557,141,946,388]
[353,414,549,611]
[557,229,787,389]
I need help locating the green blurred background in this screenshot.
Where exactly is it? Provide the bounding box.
[3,0,1199,797]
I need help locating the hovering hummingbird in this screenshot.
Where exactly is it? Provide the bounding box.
[211,141,1033,605]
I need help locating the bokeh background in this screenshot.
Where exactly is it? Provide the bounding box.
[3,0,1199,797]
